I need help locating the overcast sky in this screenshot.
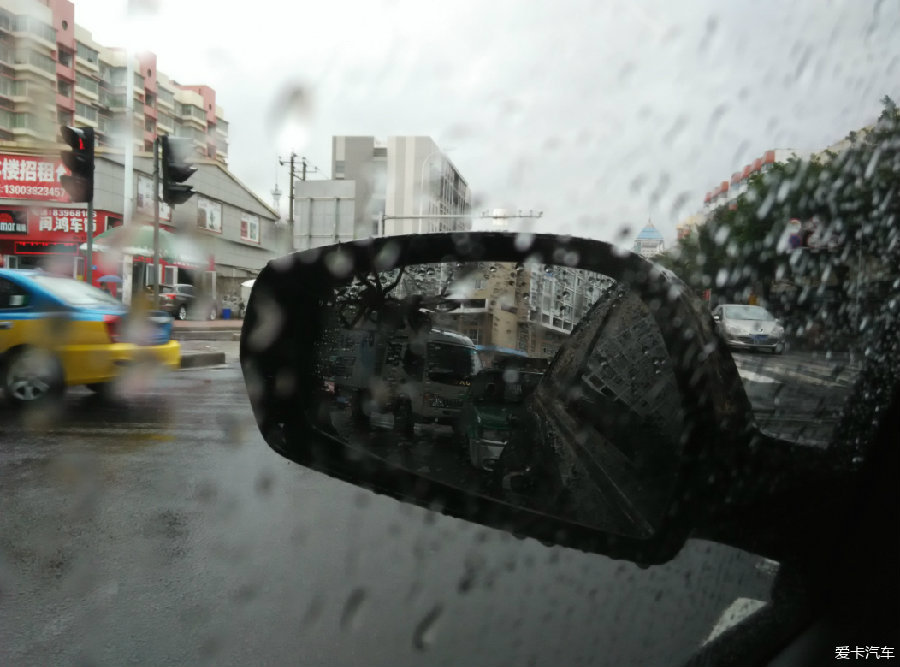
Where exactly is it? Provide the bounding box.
[72,0,899,246]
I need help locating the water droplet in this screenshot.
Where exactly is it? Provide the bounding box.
[514,233,535,251]
[300,593,325,631]
[270,83,314,153]
[340,588,367,631]
[255,470,275,496]
[412,605,443,651]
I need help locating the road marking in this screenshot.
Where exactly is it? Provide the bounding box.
[736,368,779,384]
[702,597,768,646]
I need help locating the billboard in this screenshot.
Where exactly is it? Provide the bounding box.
[0,154,70,202]
[136,174,172,222]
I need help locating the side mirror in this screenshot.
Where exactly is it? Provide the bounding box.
[241,233,856,565]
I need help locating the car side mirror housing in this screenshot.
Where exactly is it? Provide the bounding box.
[240,233,848,565]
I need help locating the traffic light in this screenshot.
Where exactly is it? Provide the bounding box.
[161,135,196,206]
[59,126,95,203]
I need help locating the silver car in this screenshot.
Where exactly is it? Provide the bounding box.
[712,304,785,354]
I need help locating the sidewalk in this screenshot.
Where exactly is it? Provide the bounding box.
[178,339,241,368]
[172,317,244,341]
[174,319,243,367]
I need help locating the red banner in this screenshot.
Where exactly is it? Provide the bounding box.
[28,207,107,240]
[0,154,70,202]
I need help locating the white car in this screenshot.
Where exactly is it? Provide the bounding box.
[712,304,785,354]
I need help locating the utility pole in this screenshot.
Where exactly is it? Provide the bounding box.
[279,153,297,224]
[152,136,160,308]
[279,154,321,225]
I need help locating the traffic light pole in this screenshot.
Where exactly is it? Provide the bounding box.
[86,199,93,285]
[152,136,161,309]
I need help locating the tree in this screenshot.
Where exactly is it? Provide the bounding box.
[659,94,899,332]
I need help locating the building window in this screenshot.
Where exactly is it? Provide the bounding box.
[14,16,56,43]
[145,92,155,107]
[240,213,260,243]
[58,80,72,97]
[58,50,73,67]
[75,74,99,94]
[158,88,174,107]
[57,109,73,126]
[76,41,99,65]
[75,102,98,122]
[145,118,154,132]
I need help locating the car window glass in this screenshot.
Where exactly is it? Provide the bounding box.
[0,277,29,309]
[3,1,898,666]
[30,275,121,307]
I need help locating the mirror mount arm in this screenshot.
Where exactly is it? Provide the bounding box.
[693,429,857,562]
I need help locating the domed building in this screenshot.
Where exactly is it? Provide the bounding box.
[632,222,666,259]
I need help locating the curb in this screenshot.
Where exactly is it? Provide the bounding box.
[180,352,227,369]
[173,331,242,341]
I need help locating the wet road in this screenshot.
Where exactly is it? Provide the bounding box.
[731,349,859,444]
[1,360,797,666]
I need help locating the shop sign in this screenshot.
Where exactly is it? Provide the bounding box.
[0,154,70,202]
[0,209,27,234]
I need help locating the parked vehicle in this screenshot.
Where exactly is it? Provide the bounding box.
[0,269,181,405]
[156,283,217,321]
[712,303,786,353]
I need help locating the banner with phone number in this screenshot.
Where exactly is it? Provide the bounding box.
[0,154,70,202]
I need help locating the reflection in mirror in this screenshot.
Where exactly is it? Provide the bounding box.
[308,261,688,540]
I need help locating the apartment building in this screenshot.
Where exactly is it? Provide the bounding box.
[419,261,611,360]
[0,0,228,161]
[293,136,471,250]
[0,0,290,313]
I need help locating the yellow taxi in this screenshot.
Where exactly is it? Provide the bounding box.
[0,269,181,406]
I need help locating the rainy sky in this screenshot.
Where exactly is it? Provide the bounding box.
[73,0,899,245]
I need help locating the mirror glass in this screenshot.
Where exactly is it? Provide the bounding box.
[309,261,688,539]
[303,259,868,539]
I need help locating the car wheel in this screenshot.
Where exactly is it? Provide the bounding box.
[177,305,188,321]
[2,347,65,407]
[393,400,414,436]
[773,342,785,355]
[85,382,115,397]
[468,436,481,470]
[351,391,370,428]
[457,432,469,462]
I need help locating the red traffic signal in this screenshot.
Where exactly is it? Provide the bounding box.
[59,126,95,204]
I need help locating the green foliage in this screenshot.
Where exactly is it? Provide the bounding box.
[659,95,900,304]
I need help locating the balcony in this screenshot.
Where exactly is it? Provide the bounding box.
[56,93,75,111]
[12,18,56,52]
[56,61,75,82]
[0,76,16,99]
[157,91,175,111]
[12,53,56,82]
